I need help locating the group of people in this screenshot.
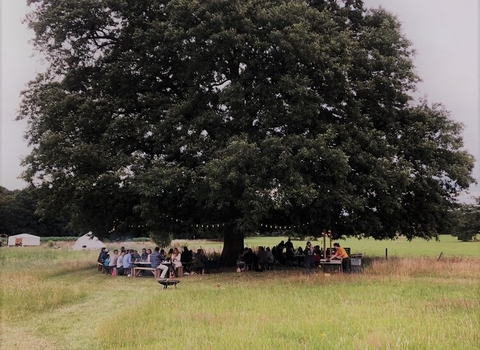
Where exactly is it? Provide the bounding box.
[97,239,351,277]
[236,246,275,272]
[97,246,209,278]
[237,238,351,274]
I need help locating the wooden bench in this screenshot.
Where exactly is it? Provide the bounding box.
[132,266,159,279]
[157,279,180,289]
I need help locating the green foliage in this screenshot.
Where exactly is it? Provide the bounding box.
[40,236,78,242]
[451,198,480,241]
[0,186,72,237]
[149,231,173,248]
[19,0,475,265]
[130,237,151,242]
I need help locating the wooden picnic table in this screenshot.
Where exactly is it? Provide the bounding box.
[319,259,342,273]
[132,261,158,278]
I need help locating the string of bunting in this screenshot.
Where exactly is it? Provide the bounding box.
[109,214,315,232]
[158,213,311,230]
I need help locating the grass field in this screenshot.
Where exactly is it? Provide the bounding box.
[106,234,480,258]
[0,236,479,350]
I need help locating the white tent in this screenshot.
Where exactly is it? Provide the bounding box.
[72,232,106,250]
[8,233,41,247]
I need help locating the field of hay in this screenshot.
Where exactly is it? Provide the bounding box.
[0,236,478,350]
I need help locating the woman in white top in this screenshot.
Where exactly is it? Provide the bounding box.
[171,247,182,268]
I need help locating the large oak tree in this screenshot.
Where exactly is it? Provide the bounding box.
[20,0,475,264]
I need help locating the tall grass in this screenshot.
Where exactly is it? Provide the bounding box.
[1,249,95,321]
[0,246,478,350]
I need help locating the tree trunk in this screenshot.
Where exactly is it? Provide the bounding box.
[220,227,244,267]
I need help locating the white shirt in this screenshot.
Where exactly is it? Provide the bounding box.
[116,254,124,268]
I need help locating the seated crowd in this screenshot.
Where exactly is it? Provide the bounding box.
[97,245,209,278]
[97,239,352,277]
[236,238,350,273]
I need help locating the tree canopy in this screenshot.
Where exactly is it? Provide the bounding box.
[20,0,475,264]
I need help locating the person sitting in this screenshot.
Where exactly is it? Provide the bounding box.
[237,248,247,272]
[243,248,258,271]
[132,250,141,263]
[166,248,174,261]
[150,247,161,268]
[123,250,133,276]
[108,249,119,275]
[181,246,193,271]
[145,248,152,263]
[296,246,304,256]
[97,247,107,265]
[330,243,350,273]
[140,248,148,262]
[193,248,207,274]
[171,247,182,276]
[103,254,110,274]
[265,247,274,270]
[155,250,170,280]
[116,251,125,276]
[156,263,170,280]
[256,246,267,271]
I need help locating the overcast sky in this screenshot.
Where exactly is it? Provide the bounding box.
[1,0,479,202]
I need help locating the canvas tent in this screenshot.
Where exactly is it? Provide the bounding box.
[8,233,41,247]
[72,232,106,250]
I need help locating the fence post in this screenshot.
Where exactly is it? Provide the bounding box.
[385,248,388,260]
[437,252,443,261]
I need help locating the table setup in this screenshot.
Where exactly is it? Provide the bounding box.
[318,230,342,273]
[318,259,342,273]
[131,261,157,278]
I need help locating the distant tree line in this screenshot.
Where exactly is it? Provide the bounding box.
[0,186,72,237]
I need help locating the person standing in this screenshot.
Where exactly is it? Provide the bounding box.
[285,237,294,251]
[330,243,350,273]
[304,241,314,275]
